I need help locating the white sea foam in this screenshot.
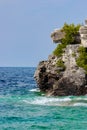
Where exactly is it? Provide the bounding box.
[23,95,87,106]
[74,97,87,101]
[29,88,40,92]
[73,103,87,107]
[23,96,72,106]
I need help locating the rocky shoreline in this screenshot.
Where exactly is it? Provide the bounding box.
[34,20,87,96]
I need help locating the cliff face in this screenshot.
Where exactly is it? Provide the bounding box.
[34,21,87,96]
[79,20,87,47]
[34,45,87,96]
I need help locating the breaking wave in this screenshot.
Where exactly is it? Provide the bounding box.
[29,88,40,92]
[23,96,87,107]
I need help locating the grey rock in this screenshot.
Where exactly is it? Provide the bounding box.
[34,44,87,96]
[34,21,87,96]
[51,29,65,43]
[51,29,80,44]
[79,20,87,47]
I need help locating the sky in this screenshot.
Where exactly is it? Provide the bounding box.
[0,0,87,67]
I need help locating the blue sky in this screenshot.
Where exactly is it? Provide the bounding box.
[0,0,87,67]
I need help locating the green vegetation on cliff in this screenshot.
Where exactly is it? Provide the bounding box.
[56,59,66,71]
[62,23,80,45]
[53,43,67,57]
[53,23,81,57]
[76,46,87,73]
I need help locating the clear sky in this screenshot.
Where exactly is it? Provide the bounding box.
[0,0,87,67]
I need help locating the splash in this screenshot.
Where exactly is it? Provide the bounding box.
[29,88,40,92]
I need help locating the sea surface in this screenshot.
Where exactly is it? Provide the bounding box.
[0,67,87,130]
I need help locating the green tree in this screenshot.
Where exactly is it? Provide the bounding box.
[62,23,80,44]
[53,23,81,57]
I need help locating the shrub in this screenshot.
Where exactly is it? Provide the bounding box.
[53,43,67,57]
[62,23,81,45]
[53,23,81,57]
[76,46,87,73]
[56,59,66,70]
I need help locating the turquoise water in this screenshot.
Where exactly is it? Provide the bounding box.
[0,67,87,130]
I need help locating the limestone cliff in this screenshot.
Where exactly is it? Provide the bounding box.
[34,20,87,96]
[79,19,87,47]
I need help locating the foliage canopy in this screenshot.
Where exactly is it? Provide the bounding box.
[53,23,81,57]
[62,23,80,45]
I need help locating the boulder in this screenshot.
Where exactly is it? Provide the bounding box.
[51,29,65,43]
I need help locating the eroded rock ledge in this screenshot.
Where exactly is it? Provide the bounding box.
[34,20,87,96]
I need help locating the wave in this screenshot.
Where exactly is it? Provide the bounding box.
[1,93,87,107]
[23,97,71,105]
[29,88,40,92]
[23,96,87,107]
[73,103,87,106]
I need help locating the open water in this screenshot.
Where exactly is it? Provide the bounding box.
[0,67,87,130]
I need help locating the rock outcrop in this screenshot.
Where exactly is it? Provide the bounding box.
[51,29,65,43]
[51,28,80,44]
[79,20,87,47]
[34,20,87,96]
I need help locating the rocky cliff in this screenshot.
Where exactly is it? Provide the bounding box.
[34,21,87,96]
[79,19,87,47]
